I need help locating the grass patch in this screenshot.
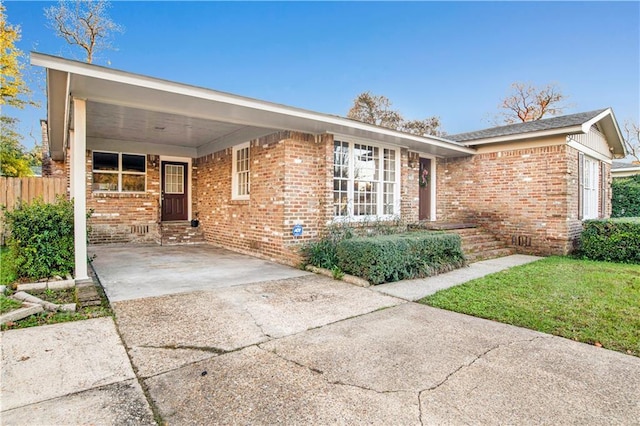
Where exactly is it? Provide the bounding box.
[1,246,112,330]
[0,280,113,331]
[420,256,640,357]
[1,246,18,287]
[0,294,23,314]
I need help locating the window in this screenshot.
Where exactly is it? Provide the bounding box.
[232,143,250,200]
[92,151,146,192]
[333,139,399,218]
[582,155,599,220]
[164,164,184,194]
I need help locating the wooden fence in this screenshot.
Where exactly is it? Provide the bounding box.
[0,177,67,212]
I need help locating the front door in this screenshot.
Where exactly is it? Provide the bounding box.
[418,158,431,221]
[161,161,188,221]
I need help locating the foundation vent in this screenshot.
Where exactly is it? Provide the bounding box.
[512,235,532,247]
[131,225,150,235]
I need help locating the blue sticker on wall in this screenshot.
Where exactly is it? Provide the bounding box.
[292,225,303,237]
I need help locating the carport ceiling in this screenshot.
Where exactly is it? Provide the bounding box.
[86,101,274,148]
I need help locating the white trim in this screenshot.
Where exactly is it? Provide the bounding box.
[88,137,197,158]
[567,139,612,164]
[419,153,437,222]
[332,138,401,220]
[581,108,613,134]
[160,156,193,220]
[613,166,640,172]
[91,150,147,193]
[231,143,251,201]
[582,155,600,220]
[461,126,584,146]
[63,73,71,153]
[31,52,475,158]
[72,98,89,281]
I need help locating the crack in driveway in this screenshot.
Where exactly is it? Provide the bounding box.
[417,335,551,423]
[138,344,229,355]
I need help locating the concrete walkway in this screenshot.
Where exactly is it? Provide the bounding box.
[2,255,639,425]
[374,254,542,300]
[0,317,155,425]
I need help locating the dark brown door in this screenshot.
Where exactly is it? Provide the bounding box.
[161,161,188,221]
[418,158,431,221]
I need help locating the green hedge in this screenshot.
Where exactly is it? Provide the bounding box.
[3,197,75,280]
[580,218,640,264]
[336,232,465,285]
[612,175,640,217]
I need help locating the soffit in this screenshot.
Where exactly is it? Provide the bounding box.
[36,53,475,159]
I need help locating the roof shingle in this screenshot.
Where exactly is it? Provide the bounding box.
[447,109,609,143]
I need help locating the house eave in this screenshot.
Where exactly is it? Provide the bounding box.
[461,125,584,146]
[31,52,473,159]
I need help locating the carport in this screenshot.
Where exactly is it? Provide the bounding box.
[31,52,475,281]
[90,244,310,302]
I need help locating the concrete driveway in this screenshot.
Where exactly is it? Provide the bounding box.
[90,244,310,302]
[110,274,640,425]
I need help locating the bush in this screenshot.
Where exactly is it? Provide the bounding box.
[301,218,406,269]
[612,175,640,217]
[580,218,640,264]
[3,197,75,280]
[336,232,465,285]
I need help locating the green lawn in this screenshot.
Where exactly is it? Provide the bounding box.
[420,256,640,357]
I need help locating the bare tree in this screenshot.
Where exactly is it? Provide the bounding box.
[347,92,403,129]
[497,82,567,124]
[401,117,443,137]
[44,0,123,64]
[622,120,640,163]
[347,92,443,136]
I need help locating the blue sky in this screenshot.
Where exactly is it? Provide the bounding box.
[4,1,640,150]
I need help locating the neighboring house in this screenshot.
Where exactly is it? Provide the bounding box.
[612,161,640,178]
[31,53,626,280]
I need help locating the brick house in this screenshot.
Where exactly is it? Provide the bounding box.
[32,53,626,280]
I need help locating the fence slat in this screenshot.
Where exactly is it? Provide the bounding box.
[0,177,6,207]
[0,177,67,212]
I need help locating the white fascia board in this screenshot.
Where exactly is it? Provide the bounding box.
[567,139,612,164]
[582,108,625,157]
[31,52,473,156]
[581,108,612,133]
[461,125,584,146]
[613,166,640,172]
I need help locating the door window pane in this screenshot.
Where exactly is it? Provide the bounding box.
[164,164,184,194]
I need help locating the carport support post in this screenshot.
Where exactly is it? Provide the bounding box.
[72,98,89,281]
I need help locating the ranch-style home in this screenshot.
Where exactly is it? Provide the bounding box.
[32,53,626,281]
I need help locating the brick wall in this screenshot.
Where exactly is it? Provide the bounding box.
[401,151,420,223]
[437,143,612,255]
[86,151,162,244]
[196,131,331,266]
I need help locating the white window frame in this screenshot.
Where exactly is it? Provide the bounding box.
[92,151,147,193]
[582,155,599,220]
[232,142,250,200]
[332,138,401,221]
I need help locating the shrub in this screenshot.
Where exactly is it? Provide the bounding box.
[612,175,640,217]
[3,197,75,280]
[336,231,465,285]
[580,218,640,264]
[301,218,406,269]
